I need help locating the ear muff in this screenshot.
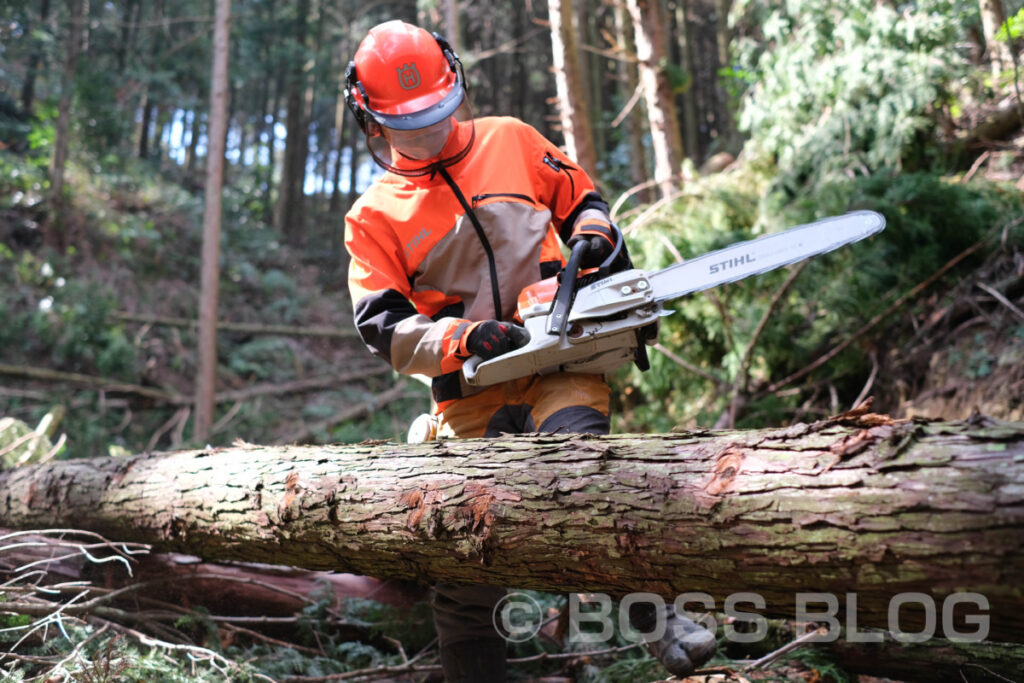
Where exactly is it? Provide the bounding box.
[431,33,468,96]
[344,61,370,134]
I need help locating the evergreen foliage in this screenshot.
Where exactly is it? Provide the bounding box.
[733,0,972,194]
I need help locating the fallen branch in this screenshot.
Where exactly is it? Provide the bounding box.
[114,312,360,339]
[976,281,1024,323]
[280,380,418,444]
[760,216,1021,397]
[0,364,180,403]
[742,626,828,672]
[726,261,808,427]
[0,364,392,407]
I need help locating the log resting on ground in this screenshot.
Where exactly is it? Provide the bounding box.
[1,411,1022,641]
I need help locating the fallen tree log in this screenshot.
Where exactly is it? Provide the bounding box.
[824,634,1024,682]
[1,410,1022,641]
[0,529,426,616]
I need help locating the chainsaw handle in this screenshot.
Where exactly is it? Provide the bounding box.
[595,223,627,279]
[548,224,627,336]
[547,238,589,336]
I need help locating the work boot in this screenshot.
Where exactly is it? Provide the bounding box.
[438,638,508,683]
[629,603,717,677]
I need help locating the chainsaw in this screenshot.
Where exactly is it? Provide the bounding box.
[462,210,886,387]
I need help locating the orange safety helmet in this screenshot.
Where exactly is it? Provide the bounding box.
[345,21,474,175]
[346,21,464,131]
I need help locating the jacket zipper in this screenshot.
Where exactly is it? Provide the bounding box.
[438,166,503,319]
[543,152,576,197]
[471,192,533,208]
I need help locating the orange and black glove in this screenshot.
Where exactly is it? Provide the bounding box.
[462,320,530,360]
[568,217,623,270]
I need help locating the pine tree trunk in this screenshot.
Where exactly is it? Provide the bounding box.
[45,0,84,250]
[712,0,738,153]
[184,110,200,175]
[444,0,462,55]
[626,0,684,197]
[20,0,52,116]
[613,2,652,202]
[979,0,1013,76]
[275,0,311,246]
[673,0,701,167]
[547,0,599,177]
[1,413,1022,641]
[193,0,231,443]
[329,34,349,215]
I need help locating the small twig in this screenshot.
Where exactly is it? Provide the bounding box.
[98,617,260,679]
[610,178,659,220]
[39,432,67,464]
[652,343,730,389]
[962,150,991,184]
[222,621,323,657]
[976,281,1024,322]
[170,405,190,448]
[742,625,830,671]
[281,645,442,681]
[961,662,1018,683]
[381,635,408,663]
[281,380,415,445]
[620,188,687,235]
[0,431,40,460]
[113,312,359,339]
[727,261,809,427]
[851,351,879,411]
[0,363,181,403]
[611,81,643,128]
[510,640,645,663]
[209,400,244,437]
[1,530,150,574]
[49,622,111,676]
[656,232,686,264]
[146,407,189,452]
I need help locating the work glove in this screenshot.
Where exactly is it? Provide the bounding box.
[568,217,626,271]
[464,320,530,360]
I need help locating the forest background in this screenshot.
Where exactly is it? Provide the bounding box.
[2,0,1024,680]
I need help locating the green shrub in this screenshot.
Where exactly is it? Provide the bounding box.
[615,171,1023,431]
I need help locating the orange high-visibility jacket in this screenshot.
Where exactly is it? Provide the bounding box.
[345,116,610,408]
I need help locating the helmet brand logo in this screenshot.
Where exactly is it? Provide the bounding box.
[396,63,421,90]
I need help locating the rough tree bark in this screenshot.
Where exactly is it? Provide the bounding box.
[1,411,1023,641]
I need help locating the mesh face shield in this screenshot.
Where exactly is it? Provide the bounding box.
[365,98,475,177]
[345,23,474,177]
